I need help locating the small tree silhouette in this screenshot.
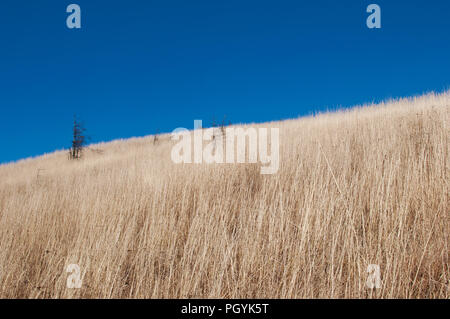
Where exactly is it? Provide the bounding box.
[211,116,231,140]
[153,128,160,145]
[69,115,87,160]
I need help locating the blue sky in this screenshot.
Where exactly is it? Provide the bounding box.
[0,0,449,164]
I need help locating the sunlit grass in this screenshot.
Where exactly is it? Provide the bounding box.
[0,91,448,298]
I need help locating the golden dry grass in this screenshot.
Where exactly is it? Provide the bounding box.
[0,92,448,298]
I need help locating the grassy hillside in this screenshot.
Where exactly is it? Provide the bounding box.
[0,92,448,298]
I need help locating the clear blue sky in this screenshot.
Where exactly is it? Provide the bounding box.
[1,0,449,164]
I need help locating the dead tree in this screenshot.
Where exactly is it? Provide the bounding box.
[153,129,160,145]
[69,115,87,160]
[211,116,231,140]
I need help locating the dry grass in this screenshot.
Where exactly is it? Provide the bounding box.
[0,92,448,298]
